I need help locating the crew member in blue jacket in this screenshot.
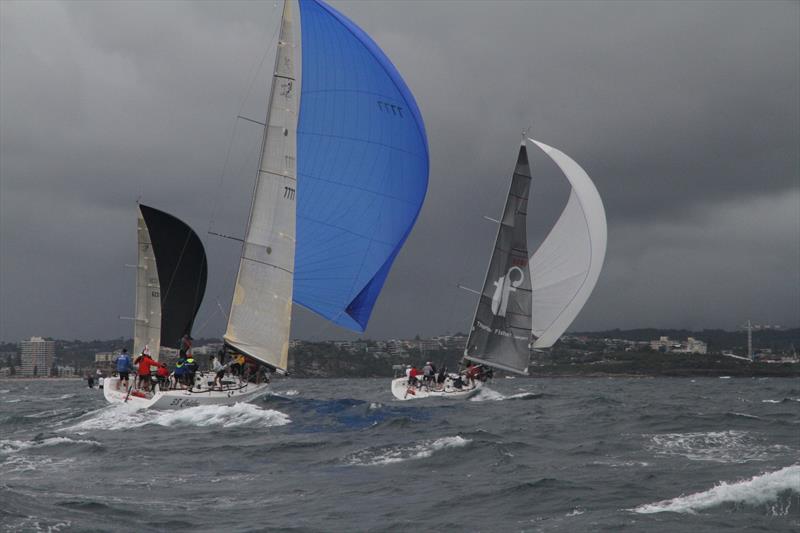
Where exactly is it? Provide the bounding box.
[115,349,132,391]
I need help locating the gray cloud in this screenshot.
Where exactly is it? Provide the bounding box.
[1,0,798,342]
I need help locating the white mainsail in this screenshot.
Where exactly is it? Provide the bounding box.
[133,206,162,361]
[528,139,607,348]
[224,0,301,372]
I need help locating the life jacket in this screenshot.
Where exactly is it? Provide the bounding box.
[185,357,197,372]
[157,365,169,378]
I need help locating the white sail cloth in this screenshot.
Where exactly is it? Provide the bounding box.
[134,207,161,361]
[528,139,607,348]
[224,0,300,372]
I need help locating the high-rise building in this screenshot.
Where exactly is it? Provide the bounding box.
[19,337,56,377]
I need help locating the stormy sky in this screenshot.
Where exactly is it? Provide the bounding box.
[1,0,798,343]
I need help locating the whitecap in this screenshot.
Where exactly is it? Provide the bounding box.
[566,508,585,517]
[469,388,506,401]
[0,455,76,474]
[646,431,789,463]
[60,403,290,432]
[762,399,781,404]
[281,389,299,396]
[0,436,98,454]
[3,398,21,403]
[0,389,10,394]
[633,464,800,515]
[345,436,471,466]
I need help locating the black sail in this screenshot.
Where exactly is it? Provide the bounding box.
[464,144,533,374]
[139,204,208,349]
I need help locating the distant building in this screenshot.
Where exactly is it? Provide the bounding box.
[95,352,115,363]
[19,337,55,377]
[649,336,707,354]
[56,365,77,377]
[683,337,708,354]
[418,339,442,352]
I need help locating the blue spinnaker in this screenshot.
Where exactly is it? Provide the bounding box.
[295,0,429,331]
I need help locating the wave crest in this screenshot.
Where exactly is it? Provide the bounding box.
[344,436,470,466]
[633,465,800,515]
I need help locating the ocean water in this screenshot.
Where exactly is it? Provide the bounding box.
[0,377,797,532]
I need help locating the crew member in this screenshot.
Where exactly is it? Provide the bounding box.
[115,349,132,391]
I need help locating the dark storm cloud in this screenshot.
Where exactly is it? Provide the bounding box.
[1,0,797,342]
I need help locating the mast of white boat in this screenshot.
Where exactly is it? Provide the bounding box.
[223,0,300,374]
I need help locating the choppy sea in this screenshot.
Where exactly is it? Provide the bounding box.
[0,377,798,532]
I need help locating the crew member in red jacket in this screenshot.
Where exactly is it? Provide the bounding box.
[135,349,156,392]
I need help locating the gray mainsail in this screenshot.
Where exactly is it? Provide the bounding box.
[464,142,533,374]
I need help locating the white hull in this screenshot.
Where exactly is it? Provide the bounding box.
[103,377,269,410]
[390,377,482,401]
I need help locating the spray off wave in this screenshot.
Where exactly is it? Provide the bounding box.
[633,465,800,515]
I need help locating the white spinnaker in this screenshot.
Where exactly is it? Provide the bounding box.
[224,0,300,372]
[528,139,607,348]
[134,206,161,361]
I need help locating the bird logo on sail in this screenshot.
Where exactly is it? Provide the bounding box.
[491,266,524,317]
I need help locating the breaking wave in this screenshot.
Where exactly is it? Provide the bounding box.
[344,436,471,466]
[633,465,800,515]
[60,403,290,432]
[646,430,789,463]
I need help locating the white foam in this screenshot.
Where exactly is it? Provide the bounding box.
[60,403,290,432]
[0,389,10,394]
[3,398,21,403]
[469,388,506,401]
[633,465,800,515]
[0,437,98,454]
[566,508,585,517]
[3,517,72,533]
[762,399,781,404]
[345,436,471,466]
[0,455,76,474]
[647,431,788,463]
[281,389,299,396]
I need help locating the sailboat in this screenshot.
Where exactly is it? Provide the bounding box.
[103,204,251,408]
[391,137,606,400]
[107,0,429,409]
